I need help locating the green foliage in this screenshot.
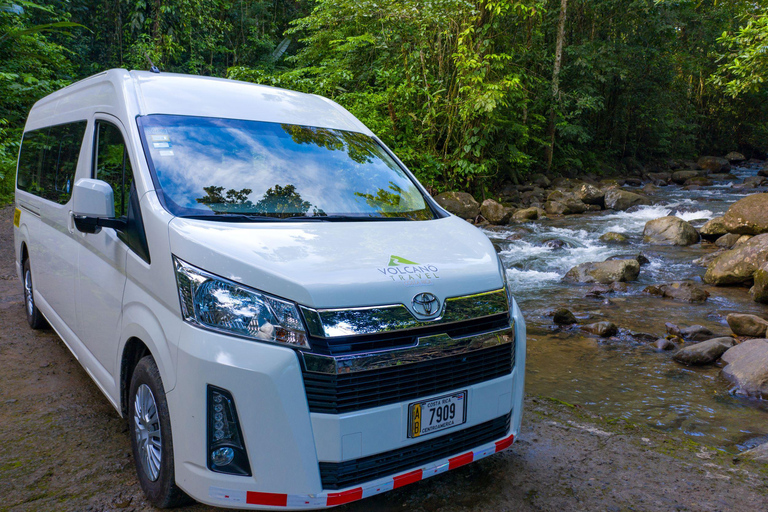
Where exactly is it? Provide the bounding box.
[712,13,768,97]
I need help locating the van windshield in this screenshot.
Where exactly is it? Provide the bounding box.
[137,115,435,221]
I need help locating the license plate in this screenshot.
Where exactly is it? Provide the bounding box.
[408,391,467,438]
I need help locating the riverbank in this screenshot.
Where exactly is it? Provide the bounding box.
[1,204,768,511]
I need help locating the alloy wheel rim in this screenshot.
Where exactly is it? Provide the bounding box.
[24,269,34,317]
[134,383,162,482]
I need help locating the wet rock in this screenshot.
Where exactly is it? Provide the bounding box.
[642,183,660,195]
[715,233,742,248]
[636,253,651,266]
[672,337,735,365]
[665,322,681,336]
[684,176,713,187]
[585,284,612,298]
[653,338,677,351]
[722,193,768,235]
[710,173,739,181]
[680,325,714,341]
[700,216,728,240]
[740,442,768,463]
[610,281,629,292]
[721,339,768,398]
[751,263,768,303]
[693,249,727,267]
[744,176,767,187]
[671,170,701,184]
[434,191,480,219]
[725,151,746,163]
[646,172,671,183]
[553,308,578,325]
[542,239,571,250]
[512,207,544,221]
[599,232,628,244]
[581,321,619,338]
[643,216,699,246]
[624,177,643,187]
[697,156,731,173]
[643,281,709,302]
[726,313,768,337]
[704,233,768,285]
[564,259,641,284]
[575,183,604,206]
[544,199,588,216]
[480,199,513,224]
[604,189,651,211]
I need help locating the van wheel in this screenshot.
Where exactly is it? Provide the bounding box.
[22,259,46,329]
[129,356,192,508]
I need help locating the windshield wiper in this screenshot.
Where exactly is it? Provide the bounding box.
[181,214,414,222]
[282,215,412,222]
[181,214,286,222]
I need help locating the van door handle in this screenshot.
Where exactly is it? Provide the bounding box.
[68,211,75,234]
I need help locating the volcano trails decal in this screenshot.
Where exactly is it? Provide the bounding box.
[377,255,441,286]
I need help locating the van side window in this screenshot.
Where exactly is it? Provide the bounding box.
[17,121,87,204]
[95,122,133,217]
[93,120,151,264]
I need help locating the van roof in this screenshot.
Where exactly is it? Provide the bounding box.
[27,69,373,135]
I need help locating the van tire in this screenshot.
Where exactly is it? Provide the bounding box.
[129,356,193,508]
[22,258,47,329]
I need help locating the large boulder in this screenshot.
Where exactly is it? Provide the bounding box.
[564,259,640,284]
[724,151,746,163]
[480,199,512,224]
[512,207,544,221]
[671,170,701,184]
[699,217,728,241]
[697,156,731,173]
[643,281,709,302]
[721,339,768,398]
[673,337,735,366]
[604,189,651,211]
[435,192,480,219]
[575,183,604,206]
[704,233,768,285]
[715,233,742,248]
[643,216,699,246]
[722,193,768,235]
[726,313,768,338]
[751,263,768,303]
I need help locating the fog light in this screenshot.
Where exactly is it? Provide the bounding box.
[207,385,251,476]
[211,447,235,466]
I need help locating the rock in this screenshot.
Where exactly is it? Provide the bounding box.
[744,176,767,187]
[581,321,618,337]
[643,216,699,246]
[643,281,709,302]
[734,235,752,246]
[673,337,735,365]
[604,189,651,211]
[758,167,768,178]
[646,172,671,183]
[680,325,714,342]
[636,253,651,266]
[684,176,713,187]
[564,259,641,284]
[699,216,728,240]
[740,442,768,463]
[585,284,612,298]
[671,170,701,184]
[653,338,677,351]
[697,156,731,173]
[665,323,681,336]
[480,199,512,224]
[624,177,643,187]
[710,173,739,181]
[721,339,768,398]
[642,183,660,195]
[512,207,543,221]
[715,233,742,248]
[751,263,768,303]
[610,281,628,292]
[530,173,551,188]
[704,233,768,285]
[726,313,768,337]
[599,232,628,244]
[435,192,480,219]
[693,249,726,267]
[724,151,746,163]
[722,193,768,235]
[553,308,577,325]
[544,198,588,215]
[575,183,604,206]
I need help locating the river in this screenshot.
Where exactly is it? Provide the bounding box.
[485,163,768,453]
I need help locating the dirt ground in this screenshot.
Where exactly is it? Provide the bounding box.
[1,203,767,512]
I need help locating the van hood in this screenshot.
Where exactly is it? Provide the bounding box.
[168,216,503,310]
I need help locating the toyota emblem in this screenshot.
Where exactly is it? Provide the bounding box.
[412,292,441,318]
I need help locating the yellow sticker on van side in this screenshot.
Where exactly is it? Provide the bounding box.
[13,208,21,227]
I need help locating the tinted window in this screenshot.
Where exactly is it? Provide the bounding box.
[94,122,133,217]
[17,121,87,204]
[138,115,434,221]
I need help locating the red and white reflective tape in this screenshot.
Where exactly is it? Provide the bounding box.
[209,432,515,508]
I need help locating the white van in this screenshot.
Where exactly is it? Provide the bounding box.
[13,69,526,509]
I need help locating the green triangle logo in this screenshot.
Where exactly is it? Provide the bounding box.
[388,255,418,266]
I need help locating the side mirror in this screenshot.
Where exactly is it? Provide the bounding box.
[73,178,127,234]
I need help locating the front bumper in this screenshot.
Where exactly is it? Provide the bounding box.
[169,299,526,510]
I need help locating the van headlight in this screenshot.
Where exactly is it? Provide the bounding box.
[173,256,309,348]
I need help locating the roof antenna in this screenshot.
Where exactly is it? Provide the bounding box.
[144,52,160,73]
